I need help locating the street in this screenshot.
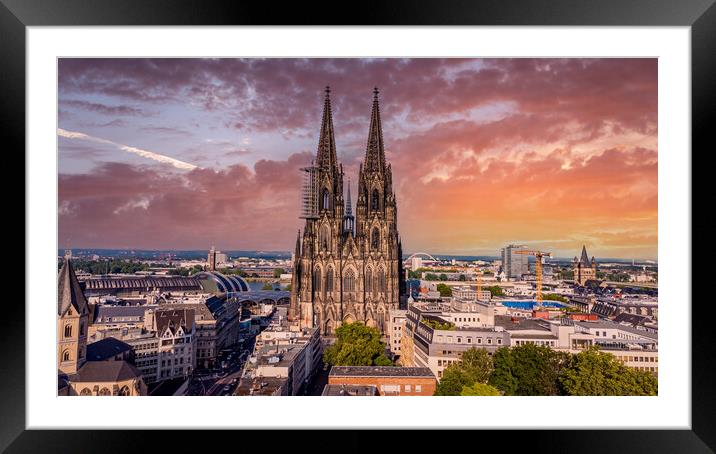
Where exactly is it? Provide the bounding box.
[185,336,255,396]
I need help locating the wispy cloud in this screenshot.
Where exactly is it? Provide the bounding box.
[58,128,198,171]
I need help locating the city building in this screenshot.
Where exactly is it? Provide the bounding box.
[146,308,196,381]
[57,258,146,396]
[290,88,404,335]
[326,366,436,395]
[387,308,407,356]
[501,244,529,280]
[573,245,597,286]
[400,302,508,379]
[238,307,322,396]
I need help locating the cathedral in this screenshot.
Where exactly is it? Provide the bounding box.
[573,245,597,286]
[289,87,404,336]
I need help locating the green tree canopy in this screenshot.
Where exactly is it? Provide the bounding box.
[489,344,570,396]
[434,348,494,395]
[273,268,286,278]
[323,322,393,367]
[424,273,439,281]
[436,283,453,297]
[261,283,274,290]
[439,273,448,281]
[543,293,568,303]
[559,347,657,396]
[486,285,505,297]
[460,383,501,396]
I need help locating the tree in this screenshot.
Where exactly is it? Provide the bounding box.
[460,383,501,396]
[489,344,570,396]
[485,285,504,297]
[323,322,393,367]
[459,274,467,281]
[424,273,439,281]
[439,273,448,281]
[273,268,286,278]
[436,283,453,297]
[261,283,274,290]
[285,283,292,292]
[434,348,493,396]
[543,293,568,303]
[559,347,657,396]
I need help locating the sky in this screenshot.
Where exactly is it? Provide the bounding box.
[57,58,658,259]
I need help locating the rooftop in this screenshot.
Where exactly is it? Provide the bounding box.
[72,360,142,383]
[86,337,133,361]
[329,366,434,378]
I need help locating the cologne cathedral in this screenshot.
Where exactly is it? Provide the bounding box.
[289,87,404,336]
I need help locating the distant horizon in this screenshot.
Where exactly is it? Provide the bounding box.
[58,247,658,263]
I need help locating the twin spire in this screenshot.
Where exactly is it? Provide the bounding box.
[315,86,386,174]
[316,86,338,170]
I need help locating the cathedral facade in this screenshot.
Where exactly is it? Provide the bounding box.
[289,88,404,336]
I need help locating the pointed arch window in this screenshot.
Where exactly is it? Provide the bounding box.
[313,268,322,293]
[321,188,331,211]
[62,349,70,362]
[343,269,356,292]
[64,324,72,338]
[326,267,334,292]
[80,388,92,396]
[378,268,386,293]
[371,227,380,251]
[320,225,331,251]
[371,189,380,211]
[365,268,373,293]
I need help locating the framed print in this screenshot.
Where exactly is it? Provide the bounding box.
[5,0,712,451]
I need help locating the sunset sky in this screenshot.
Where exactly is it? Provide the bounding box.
[58,58,657,259]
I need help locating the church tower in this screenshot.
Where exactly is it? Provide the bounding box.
[290,87,402,336]
[57,257,89,375]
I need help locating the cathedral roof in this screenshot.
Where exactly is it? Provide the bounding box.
[58,258,89,316]
[73,360,142,383]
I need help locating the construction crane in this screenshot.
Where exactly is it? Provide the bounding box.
[513,249,552,306]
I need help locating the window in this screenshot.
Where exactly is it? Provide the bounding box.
[80,388,92,396]
[64,324,72,338]
[381,384,400,394]
[365,268,373,293]
[313,268,322,293]
[405,385,411,392]
[320,225,331,251]
[415,385,422,393]
[79,322,85,336]
[343,269,356,292]
[378,268,386,292]
[98,387,111,396]
[371,189,380,211]
[118,386,130,396]
[326,267,334,292]
[371,227,380,250]
[62,350,70,362]
[321,188,330,211]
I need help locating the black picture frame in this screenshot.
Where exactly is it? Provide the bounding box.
[4,0,710,451]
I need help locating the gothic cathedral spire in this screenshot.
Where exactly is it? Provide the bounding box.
[316,86,338,172]
[364,87,386,174]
